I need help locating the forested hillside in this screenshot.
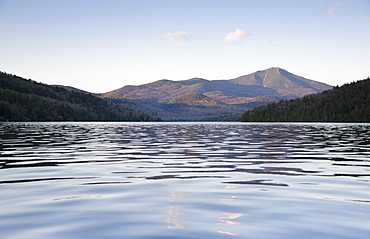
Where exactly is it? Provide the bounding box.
[106,97,242,121]
[0,72,161,122]
[168,93,223,106]
[241,78,370,122]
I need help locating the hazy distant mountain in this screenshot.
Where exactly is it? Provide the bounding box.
[101,67,332,121]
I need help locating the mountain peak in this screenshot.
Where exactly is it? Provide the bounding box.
[101,67,333,120]
[230,67,332,97]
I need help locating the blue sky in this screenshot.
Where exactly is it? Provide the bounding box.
[0,0,369,93]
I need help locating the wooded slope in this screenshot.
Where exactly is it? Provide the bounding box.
[241,78,370,122]
[0,72,161,122]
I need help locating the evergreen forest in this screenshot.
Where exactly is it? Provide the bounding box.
[241,78,370,122]
[0,72,161,122]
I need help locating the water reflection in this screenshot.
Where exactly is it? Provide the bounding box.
[217,230,240,236]
[0,122,370,239]
[164,205,187,229]
[164,181,191,229]
[225,179,289,186]
[216,185,244,236]
[218,213,244,225]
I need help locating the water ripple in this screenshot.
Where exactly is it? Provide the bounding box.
[0,122,370,239]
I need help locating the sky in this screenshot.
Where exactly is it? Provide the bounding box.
[0,0,369,93]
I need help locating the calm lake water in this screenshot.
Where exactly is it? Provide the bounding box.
[0,122,369,239]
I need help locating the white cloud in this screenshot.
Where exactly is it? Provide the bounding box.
[328,2,341,16]
[224,28,250,43]
[165,31,192,44]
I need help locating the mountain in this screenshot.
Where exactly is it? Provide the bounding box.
[101,67,332,121]
[0,71,161,122]
[168,92,224,106]
[230,67,331,98]
[241,78,370,122]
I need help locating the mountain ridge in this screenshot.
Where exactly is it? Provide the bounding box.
[101,67,332,121]
[0,68,334,122]
[103,67,331,101]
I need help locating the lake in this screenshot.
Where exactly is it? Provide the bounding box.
[0,122,369,239]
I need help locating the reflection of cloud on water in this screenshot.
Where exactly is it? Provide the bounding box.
[168,191,191,203]
[220,195,239,206]
[163,181,190,229]
[164,205,186,229]
[216,185,244,236]
[217,230,239,236]
[225,185,239,189]
[220,185,240,206]
[218,213,244,225]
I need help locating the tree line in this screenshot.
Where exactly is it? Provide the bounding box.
[241,78,370,122]
[0,71,162,122]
